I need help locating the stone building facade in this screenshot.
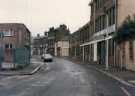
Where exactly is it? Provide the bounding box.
[78,0,116,69]
[88,0,116,67]
[115,0,135,71]
[54,24,70,57]
[70,0,135,71]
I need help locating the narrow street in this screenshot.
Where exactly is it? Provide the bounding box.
[0,57,134,96]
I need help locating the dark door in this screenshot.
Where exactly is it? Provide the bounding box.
[4,44,13,62]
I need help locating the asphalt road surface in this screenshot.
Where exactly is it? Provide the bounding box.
[0,57,134,96]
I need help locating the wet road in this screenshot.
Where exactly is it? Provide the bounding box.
[0,57,134,96]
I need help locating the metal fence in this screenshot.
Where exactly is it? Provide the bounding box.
[0,48,3,66]
[13,48,31,67]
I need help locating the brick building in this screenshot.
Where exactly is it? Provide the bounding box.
[0,23,31,68]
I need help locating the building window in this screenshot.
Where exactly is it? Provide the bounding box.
[129,41,134,61]
[95,0,104,10]
[103,15,106,29]
[5,44,13,49]
[3,30,14,37]
[10,44,12,49]
[5,44,9,49]
[107,7,115,26]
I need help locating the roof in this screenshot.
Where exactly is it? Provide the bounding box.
[0,23,31,33]
[59,36,69,41]
[72,21,90,33]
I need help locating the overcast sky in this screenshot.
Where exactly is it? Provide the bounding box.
[0,0,90,36]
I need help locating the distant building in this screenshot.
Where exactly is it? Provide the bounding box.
[55,24,70,41]
[54,24,70,57]
[55,37,69,57]
[45,24,70,57]
[69,29,81,60]
[32,24,70,57]
[47,27,55,56]
[0,23,31,68]
[33,34,48,55]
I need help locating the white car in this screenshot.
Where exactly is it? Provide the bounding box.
[41,54,53,62]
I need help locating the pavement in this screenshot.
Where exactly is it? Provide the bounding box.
[0,56,44,76]
[69,58,135,87]
[87,64,135,87]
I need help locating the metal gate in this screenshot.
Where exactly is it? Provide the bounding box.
[0,48,3,67]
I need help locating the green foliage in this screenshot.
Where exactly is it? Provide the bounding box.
[114,15,135,43]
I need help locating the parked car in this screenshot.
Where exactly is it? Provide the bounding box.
[41,54,53,62]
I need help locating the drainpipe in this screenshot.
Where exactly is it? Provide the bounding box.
[83,46,84,61]
[114,0,118,68]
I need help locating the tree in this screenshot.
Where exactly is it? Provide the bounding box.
[114,15,135,43]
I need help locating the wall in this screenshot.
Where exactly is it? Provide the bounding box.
[117,40,135,71]
[117,0,135,27]
[56,41,69,57]
[125,40,135,71]
[0,24,31,63]
[116,0,135,71]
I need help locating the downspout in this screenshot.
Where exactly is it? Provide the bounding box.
[114,0,118,68]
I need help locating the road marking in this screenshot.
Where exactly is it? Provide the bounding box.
[120,87,131,96]
[1,76,18,81]
[31,77,54,87]
[31,82,48,87]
